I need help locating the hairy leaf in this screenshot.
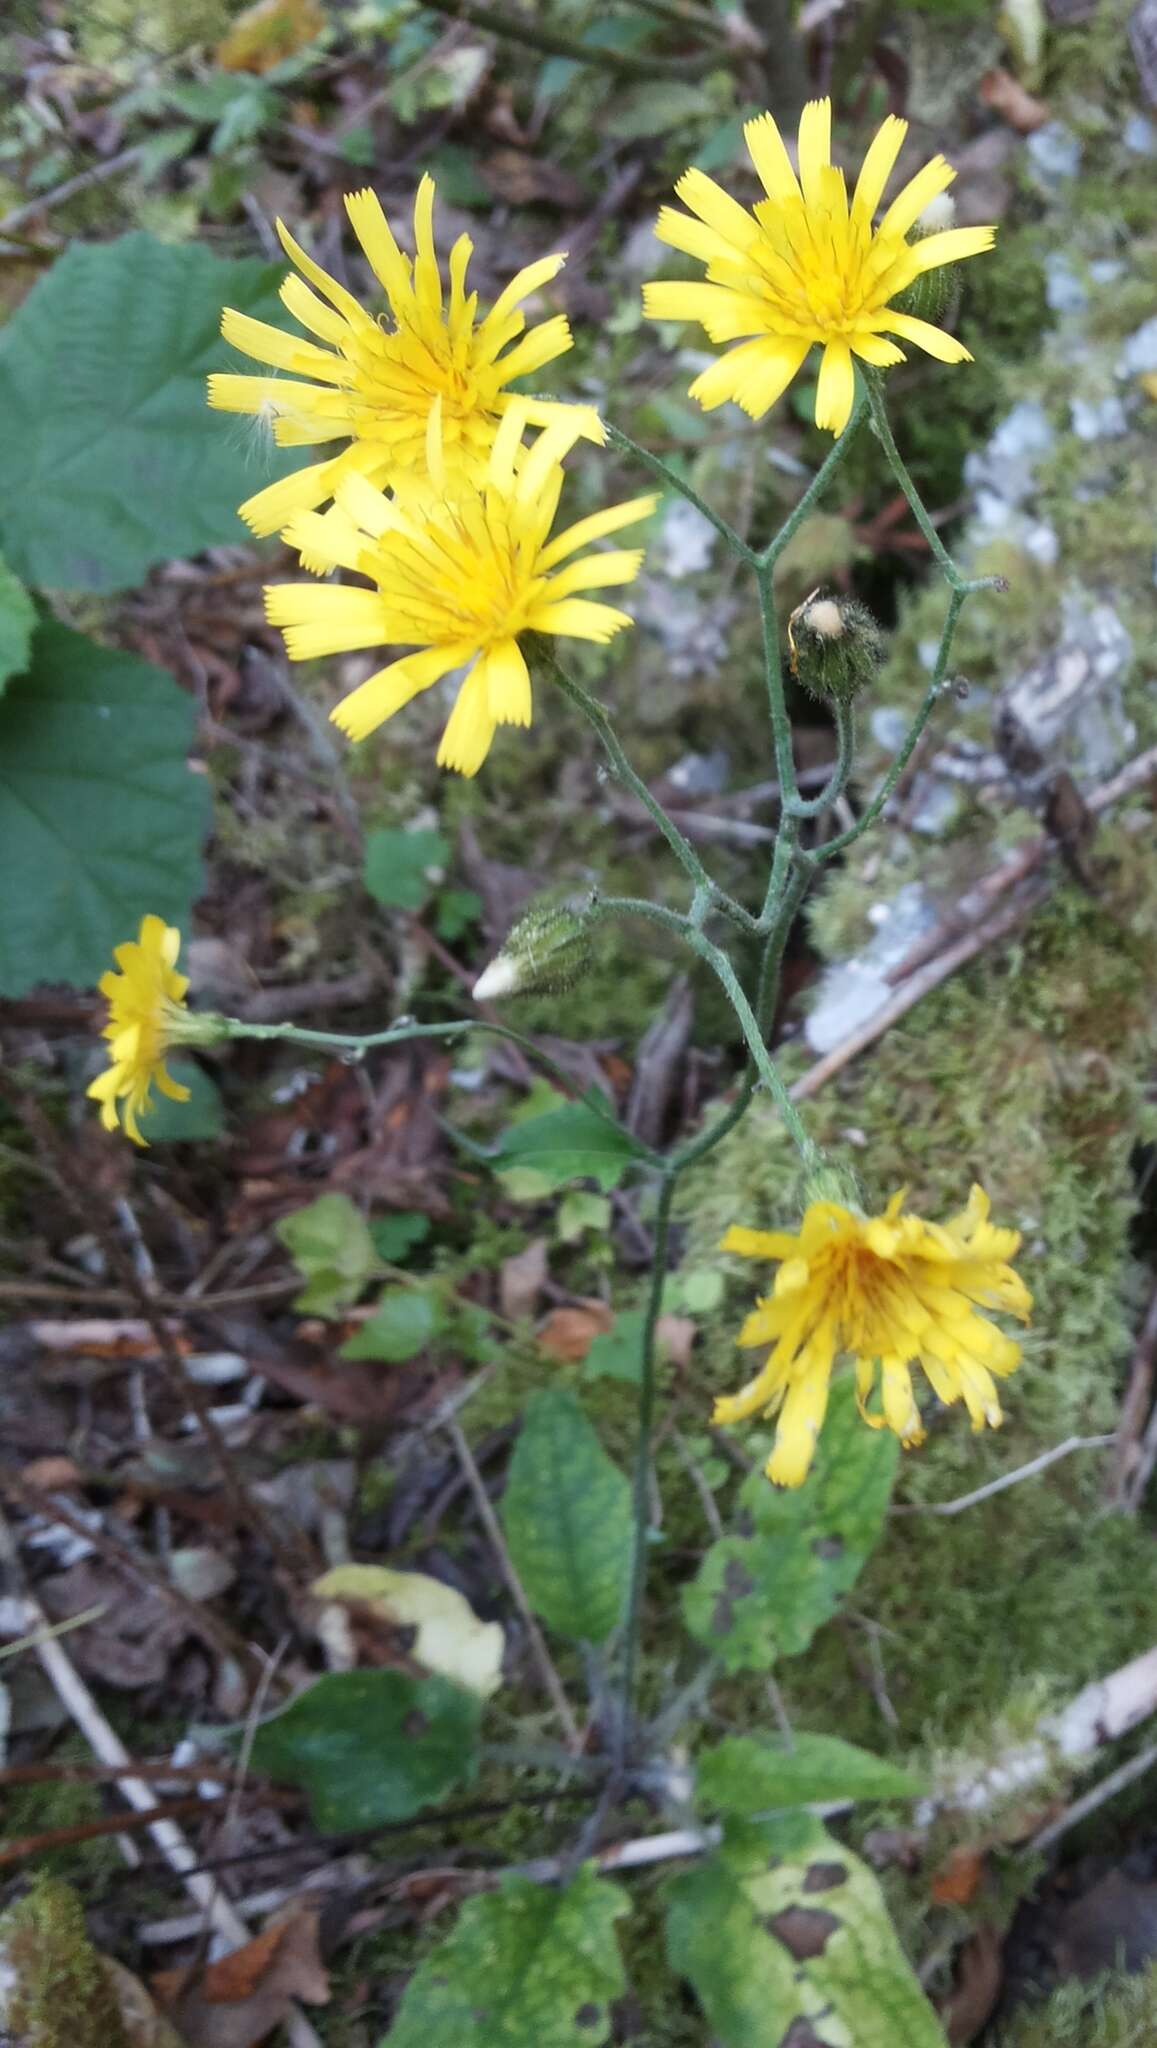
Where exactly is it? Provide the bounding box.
[501,1388,631,1642]
[387,1865,629,2047]
[250,1669,479,1829]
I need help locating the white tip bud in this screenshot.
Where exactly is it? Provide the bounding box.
[803,597,845,640]
[471,902,593,1005]
[472,956,524,1003]
[916,191,956,235]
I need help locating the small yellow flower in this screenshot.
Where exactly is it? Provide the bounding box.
[207,176,589,536]
[643,98,995,435]
[264,411,656,777]
[716,1185,1031,1487]
[87,916,192,1146]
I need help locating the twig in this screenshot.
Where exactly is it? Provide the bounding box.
[892,1435,1116,1517]
[0,1793,292,1870]
[1028,1739,1157,1855]
[0,1275,297,1308]
[1124,1397,1157,1516]
[443,1416,582,1753]
[671,1431,725,1539]
[0,144,145,239]
[1111,1286,1157,1507]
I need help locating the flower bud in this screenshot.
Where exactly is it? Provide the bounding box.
[894,194,959,327]
[163,1005,233,1048]
[802,1161,865,1214]
[787,590,884,708]
[472,901,593,1003]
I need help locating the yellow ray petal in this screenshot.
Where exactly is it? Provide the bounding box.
[852,113,907,219]
[744,110,802,205]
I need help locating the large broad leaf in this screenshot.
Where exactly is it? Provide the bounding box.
[666,1814,948,2048]
[501,1388,631,1643]
[697,1732,924,1816]
[250,1669,480,1830]
[0,552,35,695]
[386,1865,629,2047]
[0,232,305,592]
[0,622,209,996]
[494,1093,646,1193]
[682,1379,898,1673]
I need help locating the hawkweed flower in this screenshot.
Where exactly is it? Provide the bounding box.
[207,176,592,537]
[716,1185,1031,1486]
[88,917,193,1145]
[264,411,656,777]
[643,98,995,435]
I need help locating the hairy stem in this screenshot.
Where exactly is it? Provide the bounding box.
[620,1169,677,1751]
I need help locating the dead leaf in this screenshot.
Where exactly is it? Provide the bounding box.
[656,1313,696,1369]
[154,1910,329,2048]
[978,66,1050,131]
[37,1561,195,1689]
[21,1456,81,1491]
[481,150,585,209]
[102,1958,187,2047]
[313,1564,504,1697]
[931,1843,986,1906]
[939,1924,1004,2045]
[216,0,325,71]
[500,1240,548,1321]
[537,1301,613,1363]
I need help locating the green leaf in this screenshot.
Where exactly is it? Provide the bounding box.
[369,1211,431,1261]
[494,1093,645,1194]
[682,1379,898,1672]
[340,1287,441,1362]
[363,827,449,910]
[666,1814,948,2048]
[250,1669,479,1829]
[501,1388,631,1643]
[0,553,36,695]
[275,1191,377,1315]
[138,1058,225,1143]
[0,622,209,997]
[582,1309,646,1384]
[697,1733,924,1816]
[0,233,307,592]
[387,1865,629,2047]
[435,886,482,941]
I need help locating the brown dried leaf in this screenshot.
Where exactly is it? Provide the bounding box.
[153,1910,329,2048]
[930,1843,986,1906]
[481,150,585,209]
[500,1239,548,1321]
[655,1313,696,1369]
[940,1924,1004,2045]
[216,0,325,71]
[537,1301,613,1363]
[978,66,1050,131]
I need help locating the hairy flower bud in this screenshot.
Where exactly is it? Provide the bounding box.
[894,193,959,327]
[802,1161,865,1214]
[472,902,593,1003]
[787,590,884,707]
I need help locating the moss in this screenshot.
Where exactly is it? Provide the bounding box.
[998,1960,1157,2047]
[0,1877,128,2048]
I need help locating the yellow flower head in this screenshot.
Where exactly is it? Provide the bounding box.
[643,98,996,436]
[264,411,656,777]
[716,1184,1031,1487]
[87,916,192,1146]
[207,176,590,536]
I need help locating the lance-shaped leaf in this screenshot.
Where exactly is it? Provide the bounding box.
[249,1670,479,1829]
[666,1813,948,2048]
[501,1388,631,1642]
[697,1731,924,1816]
[683,1379,898,1672]
[388,1865,629,2047]
[494,1093,648,1193]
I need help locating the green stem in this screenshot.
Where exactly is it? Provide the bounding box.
[864,375,960,587]
[788,701,856,820]
[538,648,721,905]
[218,1013,663,1165]
[620,1168,677,1751]
[757,395,868,567]
[604,423,755,564]
[756,559,798,802]
[685,924,819,1169]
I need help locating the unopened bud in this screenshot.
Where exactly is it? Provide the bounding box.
[164,1006,232,1049]
[787,589,884,707]
[894,196,959,327]
[803,1162,864,1214]
[472,902,593,1003]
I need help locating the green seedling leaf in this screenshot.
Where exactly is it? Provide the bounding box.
[369,1211,431,1261]
[387,1865,629,2047]
[0,623,208,997]
[340,1287,441,1362]
[697,1732,924,1816]
[363,827,449,910]
[501,1388,631,1642]
[494,1093,645,1193]
[683,1379,898,1672]
[666,1814,948,2048]
[250,1669,479,1828]
[138,1059,225,1143]
[435,886,482,940]
[582,1309,646,1384]
[275,1192,377,1315]
[0,553,36,696]
[0,234,308,592]
[556,1191,611,1243]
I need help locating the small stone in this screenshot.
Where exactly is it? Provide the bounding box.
[964,400,1054,520]
[1045,253,1086,314]
[667,748,730,797]
[659,496,716,576]
[1025,120,1082,191]
[869,705,908,752]
[996,590,1135,780]
[1123,110,1157,152]
[1070,394,1129,439]
[1088,256,1125,283]
[908,774,962,837]
[1116,315,1157,377]
[805,885,938,1056]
